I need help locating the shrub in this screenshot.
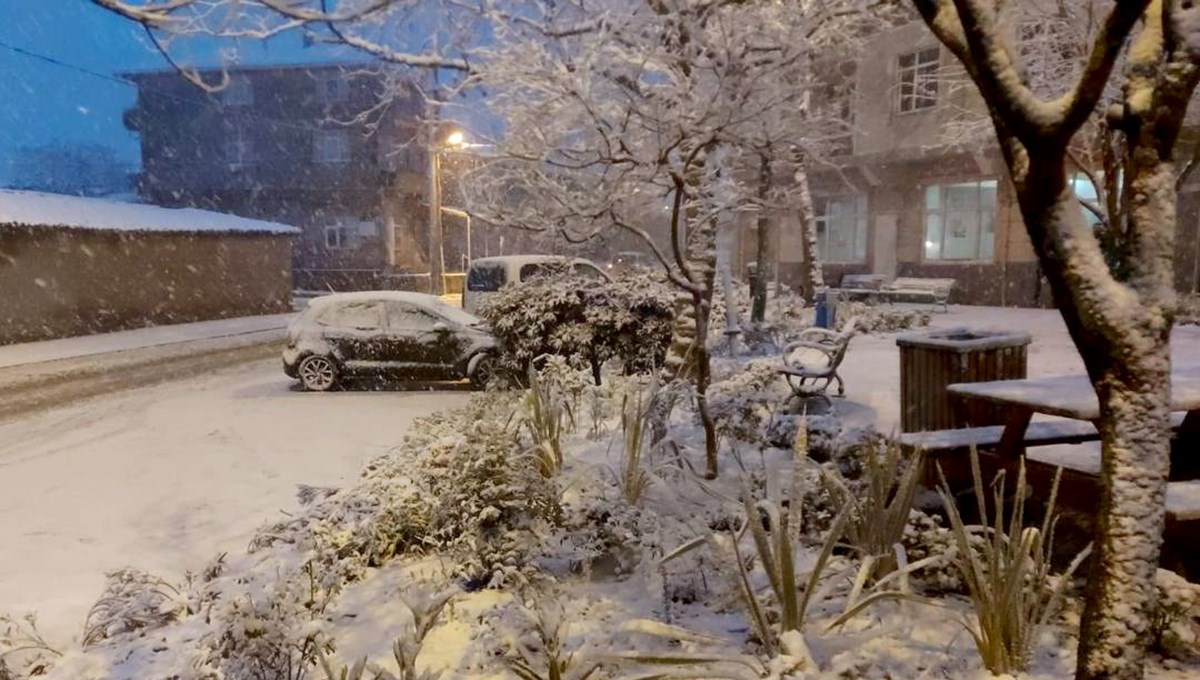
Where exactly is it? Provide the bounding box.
[478,270,674,382]
[707,362,788,450]
[836,301,931,334]
[936,452,1090,675]
[818,440,924,579]
[1150,568,1200,661]
[81,568,189,648]
[418,419,562,588]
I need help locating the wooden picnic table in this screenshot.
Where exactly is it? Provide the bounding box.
[948,368,1200,475]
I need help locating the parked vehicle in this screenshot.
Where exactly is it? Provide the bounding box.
[283,291,498,391]
[462,255,608,314]
[606,251,650,275]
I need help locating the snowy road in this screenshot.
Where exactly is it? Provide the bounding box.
[0,358,471,645]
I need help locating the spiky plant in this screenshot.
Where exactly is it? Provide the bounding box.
[936,451,1091,675]
[508,602,600,680]
[820,440,924,579]
[616,376,662,505]
[318,587,456,680]
[523,365,567,477]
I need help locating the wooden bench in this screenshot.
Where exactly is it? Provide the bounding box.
[829,275,955,311]
[882,277,955,312]
[897,419,1100,454]
[900,416,1200,523]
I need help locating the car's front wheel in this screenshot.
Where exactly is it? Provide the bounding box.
[469,353,496,390]
[298,355,339,392]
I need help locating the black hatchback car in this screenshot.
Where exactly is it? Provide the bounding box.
[283,291,498,391]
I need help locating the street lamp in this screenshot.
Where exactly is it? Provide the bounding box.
[427,127,465,296]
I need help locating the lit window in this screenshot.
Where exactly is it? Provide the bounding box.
[815,195,868,263]
[313,130,350,164]
[923,181,997,261]
[324,224,349,249]
[221,79,253,107]
[223,134,255,169]
[1070,173,1104,227]
[316,74,349,104]
[898,48,939,113]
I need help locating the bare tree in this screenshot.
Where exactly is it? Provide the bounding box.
[911,1,1200,678]
[461,0,875,477]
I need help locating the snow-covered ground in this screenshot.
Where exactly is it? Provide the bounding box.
[831,304,1200,433]
[0,358,470,643]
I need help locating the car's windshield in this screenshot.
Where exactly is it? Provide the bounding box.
[466,263,506,292]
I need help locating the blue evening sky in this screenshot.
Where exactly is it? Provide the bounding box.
[0,1,377,186]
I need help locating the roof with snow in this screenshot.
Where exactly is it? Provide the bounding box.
[0,190,299,235]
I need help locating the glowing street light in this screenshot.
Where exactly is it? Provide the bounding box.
[444,130,465,147]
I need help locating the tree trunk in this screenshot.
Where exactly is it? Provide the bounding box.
[795,158,824,304]
[717,218,741,345]
[1076,352,1172,680]
[1007,145,1176,680]
[1073,144,1177,680]
[752,154,772,323]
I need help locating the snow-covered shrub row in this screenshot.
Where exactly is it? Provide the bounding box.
[477,269,674,382]
[837,301,931,334]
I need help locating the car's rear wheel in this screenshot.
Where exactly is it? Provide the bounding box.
[298,355,339,392]
[469,353,496,390]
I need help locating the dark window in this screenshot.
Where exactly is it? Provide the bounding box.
[466,264,506,292]
[520,263,569,281]
[573,263,605,279]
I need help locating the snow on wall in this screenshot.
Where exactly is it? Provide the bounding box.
[0,189,300,235]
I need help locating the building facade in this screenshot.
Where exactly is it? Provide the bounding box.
[124,64,431,291]
[742,21,1200,307]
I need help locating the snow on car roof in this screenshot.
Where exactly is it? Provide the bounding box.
[307,291,447,307]
[0,190,300,235]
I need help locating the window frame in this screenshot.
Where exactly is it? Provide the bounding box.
[223,133,255,170]
[313,129,351,165]
[324,224,349,250]
[813,194,869,264]
[921,180,999,263]
[897,48,940,114]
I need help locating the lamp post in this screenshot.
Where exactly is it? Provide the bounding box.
[441,206,472,270]
[428,128,466,295]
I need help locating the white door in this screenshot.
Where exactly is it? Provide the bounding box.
[873,213,898,279]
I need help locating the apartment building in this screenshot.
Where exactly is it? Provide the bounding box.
[124,64,431,290]
[745,22,1200,307]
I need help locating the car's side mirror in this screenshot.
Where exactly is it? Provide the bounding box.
[432,322,450,333]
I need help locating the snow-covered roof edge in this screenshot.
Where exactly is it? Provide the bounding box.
[0,190,300,236]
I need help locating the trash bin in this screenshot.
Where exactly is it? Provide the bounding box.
[896,328,1031,432]
[814,289,838,329]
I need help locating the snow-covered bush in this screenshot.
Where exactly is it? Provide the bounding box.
[836,301,931,334]
[418,419,562,588]
[707,362,788,449]
[195,568,334,680]
[478,271,673,382]
[1179,293,1200,327]
[1150,568,1200,661]
[81,568,190,648]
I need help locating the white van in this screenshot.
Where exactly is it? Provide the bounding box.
[463,255,608,314]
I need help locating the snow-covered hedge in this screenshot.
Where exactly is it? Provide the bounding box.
[478,269,674,382]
